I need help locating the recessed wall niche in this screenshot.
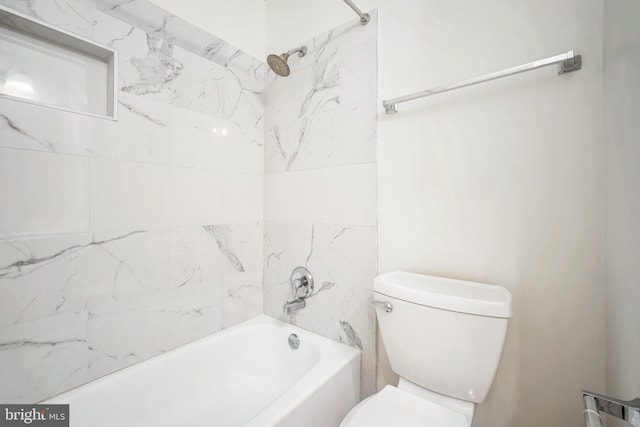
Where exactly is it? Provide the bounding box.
[0,6,117,120]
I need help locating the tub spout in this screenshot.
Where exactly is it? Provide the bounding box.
[283,297,306,315]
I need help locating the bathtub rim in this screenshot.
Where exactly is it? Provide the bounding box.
[43,314,361,408]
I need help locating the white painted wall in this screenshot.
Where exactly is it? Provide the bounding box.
[151,0,265,59]
[604,1,640,425]
[268,1,604,426]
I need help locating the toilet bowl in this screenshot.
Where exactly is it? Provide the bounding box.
[340,272,513,426]
[341,385,469,427]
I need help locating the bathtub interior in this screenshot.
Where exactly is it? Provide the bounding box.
[45,315,360,427]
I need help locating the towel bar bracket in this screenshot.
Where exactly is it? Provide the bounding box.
[558,54,582,74]
[383,102,398,115]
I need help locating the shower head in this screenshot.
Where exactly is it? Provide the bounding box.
[267,46,307,77]
[267,53,291,77]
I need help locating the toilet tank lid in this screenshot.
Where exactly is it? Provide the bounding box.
[374,272,513,318]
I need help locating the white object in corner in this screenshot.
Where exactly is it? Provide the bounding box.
[341,271,513,427]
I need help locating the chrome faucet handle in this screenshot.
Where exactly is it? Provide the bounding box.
[290,267,314,299]
[292,278,305,298]
[373,300,393,313]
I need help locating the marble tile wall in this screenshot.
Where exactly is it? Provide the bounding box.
[263,12,378,398]
[0,0,263,403]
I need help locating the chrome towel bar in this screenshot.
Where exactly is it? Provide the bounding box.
[582,390,640,427]
[383,50,582,114]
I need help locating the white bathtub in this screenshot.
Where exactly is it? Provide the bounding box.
[45,315,361,427]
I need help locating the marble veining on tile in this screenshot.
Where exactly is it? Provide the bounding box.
[0,114,55,152]
[0,0,266,406]
[203,225,245,273]
[0,231,144,280]
[221,270,262,328]
[0,231,151,328]
[169,226,224,289]
[119,99,164,127]
[228,49,266,84]
[298,59,341,119]
[287,10,378,74]
[90,229,172,302]
[121,34,184,96]
[263,222,376,354]
[0,0,98,39]
[291,284,375,354]
[223,67,264,129]
[339,320,363,350]
[96,0,230,67]
[263,11,377,390]
[0,93,174,164]
[265,13,377,146]
[87,282,221,380]
[118,40,265,129]
[266,102,376,173]
[0,311,88,403]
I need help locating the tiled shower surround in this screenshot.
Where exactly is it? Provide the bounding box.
[0,0,263,403]
[0,0,377,403]
[263,14,378,397]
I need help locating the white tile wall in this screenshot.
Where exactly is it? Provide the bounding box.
[0,149,91,235]
[1,0,375,407]
[90,229,171,301]
[170,108,264,174]
[91,159,171,231]
[263,222,376,352]
[87,282,221,380]
[168,166,226,226]
[223,173,264,223]
[265,102,376,173]
[221,269,263,328]
[0,0,97,39]
[0,311,88,403]
[264,164,377,225]
[95,94,173,164]
[0,234,93,328]
[0,0,264,402]
[263,13,378,399]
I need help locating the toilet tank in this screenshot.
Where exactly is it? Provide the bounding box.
[374,272,512,403]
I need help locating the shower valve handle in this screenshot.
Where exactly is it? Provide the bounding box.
[290,267,314,299]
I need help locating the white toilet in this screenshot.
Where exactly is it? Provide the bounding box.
[341,271,513,427]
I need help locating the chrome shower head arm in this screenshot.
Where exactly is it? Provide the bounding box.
[286,46,307,58]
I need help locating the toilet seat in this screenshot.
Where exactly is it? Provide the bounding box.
[341,386,469,427]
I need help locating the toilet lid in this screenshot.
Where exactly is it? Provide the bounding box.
[343,386,469,427]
